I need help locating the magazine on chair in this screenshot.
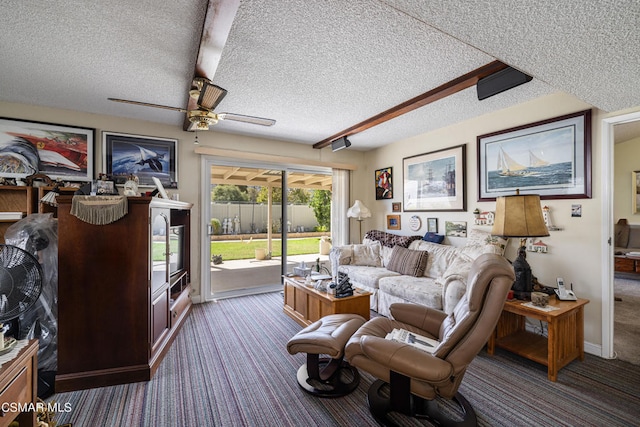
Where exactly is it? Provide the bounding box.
[385,328,440,353]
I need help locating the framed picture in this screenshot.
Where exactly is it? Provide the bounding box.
[392,202,401,212]
[375,167,393,200]
[103,132,178,188]
[445,221,467,237]
[94,179,117,195]
[633,171,640,214]
[0,117,94,181]
[427,217,438,233]
[387,214,401,230]
[477,109,592,201]
[403,144,466,211]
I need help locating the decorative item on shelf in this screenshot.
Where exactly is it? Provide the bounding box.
[542,205,562,231]
[347,200,372,242]
[527,238,548,253]
[40,179,64,207]
[492,189,550,300]
[531,291,549,307]
[25,172,53,187]
[409,215,421,231]
[473,210,495,225]
[123,174,140,197]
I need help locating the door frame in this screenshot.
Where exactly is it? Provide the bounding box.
[601,110,640,358]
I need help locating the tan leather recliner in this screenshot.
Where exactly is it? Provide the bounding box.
[345,253,514,426]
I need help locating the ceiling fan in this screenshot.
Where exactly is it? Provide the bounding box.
[108,77,276,131]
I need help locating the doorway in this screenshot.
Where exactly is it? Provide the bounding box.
[602,110,640,361]
[200,157,332,300]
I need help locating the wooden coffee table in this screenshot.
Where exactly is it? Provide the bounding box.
[487,296,589,381]
[283,276,371,327]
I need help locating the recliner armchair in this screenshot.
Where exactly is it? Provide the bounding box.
[345,253,514,426]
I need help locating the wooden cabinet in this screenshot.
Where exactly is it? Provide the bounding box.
[0,186,38,243]
[55,196,192,391]
[0,340,38,427]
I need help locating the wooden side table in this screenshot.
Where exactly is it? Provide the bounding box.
[487,297,589,381]
[283,276,371,327]
[0,339,38,427]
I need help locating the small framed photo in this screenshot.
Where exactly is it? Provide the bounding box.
[94,179,117,195]
[392,202,401,212]
[387,214,401,230]
[427,218,438,233]
[445,221,467,237]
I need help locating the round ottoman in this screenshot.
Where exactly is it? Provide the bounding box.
[286,313,366,397]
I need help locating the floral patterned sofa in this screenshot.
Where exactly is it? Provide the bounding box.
[329,229,508,317]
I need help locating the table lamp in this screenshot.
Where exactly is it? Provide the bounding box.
[347,200,371,243]
[491,190,549,300]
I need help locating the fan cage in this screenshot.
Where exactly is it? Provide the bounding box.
[0,245,43,323]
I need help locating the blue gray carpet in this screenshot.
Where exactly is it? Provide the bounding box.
[49,292,640,426]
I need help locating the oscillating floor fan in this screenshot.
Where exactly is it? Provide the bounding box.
[0,244,43,353]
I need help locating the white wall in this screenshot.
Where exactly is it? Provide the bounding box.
[357,92,609,346]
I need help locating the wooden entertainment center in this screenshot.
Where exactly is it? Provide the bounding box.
[55,196,192,391]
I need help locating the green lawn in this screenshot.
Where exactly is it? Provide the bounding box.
[152,237,323,261]
[211,238,321,260]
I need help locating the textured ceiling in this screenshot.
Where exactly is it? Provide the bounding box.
[0,0,638,151]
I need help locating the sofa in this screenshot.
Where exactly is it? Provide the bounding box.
[614,219,640,255]
[329,229,508,317]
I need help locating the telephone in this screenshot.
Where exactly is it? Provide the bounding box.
[554,277,577,301]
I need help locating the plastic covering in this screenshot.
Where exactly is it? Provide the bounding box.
[5,214,58,372]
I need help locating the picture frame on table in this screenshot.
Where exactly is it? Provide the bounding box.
[103,132,178,188]
[0,117,94,181]
[477,109,592,201]
[387,214,401,230]
[375,167,393,200]
[403,145,466,212]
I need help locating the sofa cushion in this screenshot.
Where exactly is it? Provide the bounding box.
[379,275,443,310]
[337,265,400,289]
[615,221,630,248]
[386,246,429,277]
[409,240,460,278]
[423,232,445,244]
[463,228,509,258]
[352,242,382,267]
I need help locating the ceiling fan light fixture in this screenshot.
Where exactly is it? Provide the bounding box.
[188,109,218,131]
[198,82,227,110]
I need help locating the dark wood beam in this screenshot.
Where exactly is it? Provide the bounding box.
[183,0,240,131]
[313,60,509,149]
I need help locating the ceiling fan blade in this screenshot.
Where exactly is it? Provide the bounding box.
[198,82,227,110]
[108,98,186,112]
[217,113,276,127]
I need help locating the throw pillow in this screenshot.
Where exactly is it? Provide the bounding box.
[386,246,429,277]
[423,232,445,244]
[352,243,382,267]
[465,227,508,256]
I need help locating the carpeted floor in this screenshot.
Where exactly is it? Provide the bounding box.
[614,276,640,365]
[48,292,640,426]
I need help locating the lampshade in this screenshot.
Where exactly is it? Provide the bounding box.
[491,193,549,238]
[347,200,371,220]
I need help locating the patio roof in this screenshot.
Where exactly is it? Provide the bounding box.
[210,165,332,190]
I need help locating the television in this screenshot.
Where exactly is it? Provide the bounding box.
[169,225,185,276]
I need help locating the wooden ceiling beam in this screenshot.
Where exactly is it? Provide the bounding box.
[313,60,509,149]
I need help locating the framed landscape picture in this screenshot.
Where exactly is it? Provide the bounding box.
[477,109,592,201]
[375,167,393,200]
[403,145,466,211]
[103,132,178,188]
[0,117,94,181]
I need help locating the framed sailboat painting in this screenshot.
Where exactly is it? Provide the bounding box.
[477,109,592,201]
[103,132,178,188]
